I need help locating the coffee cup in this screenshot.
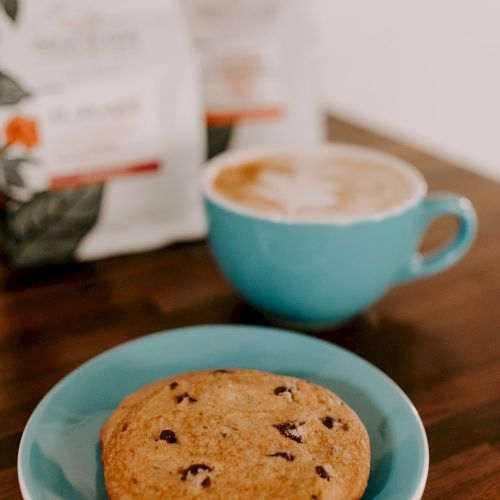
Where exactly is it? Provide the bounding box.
[201,144,477,328]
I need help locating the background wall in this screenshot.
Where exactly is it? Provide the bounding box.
[315,0,500,180]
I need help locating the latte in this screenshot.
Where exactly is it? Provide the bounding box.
[211,154,416,221]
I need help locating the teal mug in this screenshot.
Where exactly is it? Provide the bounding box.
[201,144,477,328]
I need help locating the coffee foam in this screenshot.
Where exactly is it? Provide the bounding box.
[205,150,425,223]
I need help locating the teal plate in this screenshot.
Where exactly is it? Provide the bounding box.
[18,325,428,499]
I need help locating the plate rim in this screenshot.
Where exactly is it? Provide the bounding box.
[17,324,429,499]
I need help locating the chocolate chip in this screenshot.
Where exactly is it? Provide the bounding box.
[121,423,128,431]
[170,382,178,390]
[176,392,197,404]
[221,432,227,438]
[201,477,211,488]
[213,369,231,373]
[132,477,138,484]
[274,386,288,395]
[181,464,213,481]
[274,386,295,401]
[268,452,295,461]
[311,496,319,500]
[321,416,335,429]
[342,423,349,431]
[159,429,177,443]
[315,466,330,481]
[274,421,305,443]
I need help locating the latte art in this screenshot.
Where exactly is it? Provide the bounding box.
[212,155,415,220]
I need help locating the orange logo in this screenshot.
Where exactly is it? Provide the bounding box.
[5,116,39,149]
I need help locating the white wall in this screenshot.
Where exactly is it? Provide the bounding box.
[315,0,500,180]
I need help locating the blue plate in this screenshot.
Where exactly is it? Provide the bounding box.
[18,325,428,499]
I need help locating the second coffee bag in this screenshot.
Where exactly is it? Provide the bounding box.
[183,0,325,158]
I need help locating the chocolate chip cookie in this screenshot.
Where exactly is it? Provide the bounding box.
[101,369,370,499]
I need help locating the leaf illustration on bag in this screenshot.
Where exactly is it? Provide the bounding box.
[0,0,18,22]
[0,157,31,188]
[207,125,233,160]
[0,72,30,105]
[3,185,104,267]
[4,163,24,187]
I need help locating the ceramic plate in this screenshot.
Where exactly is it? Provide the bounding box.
[18,325,428,499]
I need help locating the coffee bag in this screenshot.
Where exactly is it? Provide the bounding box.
[182,0,325,159]
[0,0,205,267]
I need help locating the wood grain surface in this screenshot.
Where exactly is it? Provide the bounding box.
[0,116,499,499]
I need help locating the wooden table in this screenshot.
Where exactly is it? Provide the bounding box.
[1,116,499,499]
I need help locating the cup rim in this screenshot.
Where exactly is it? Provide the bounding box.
[201,143,428,225]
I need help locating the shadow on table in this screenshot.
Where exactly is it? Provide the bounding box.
[227,301,390,353]
[227,300,456,393]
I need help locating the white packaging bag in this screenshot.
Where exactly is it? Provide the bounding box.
[182,0,325,158]
[0,0,205,267]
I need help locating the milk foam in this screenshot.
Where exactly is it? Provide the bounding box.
[210,153,420,221]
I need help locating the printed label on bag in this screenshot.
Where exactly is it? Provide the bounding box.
[0,77,163,192]
[41,78,163,188]
[184,0,287,126]
[202,49,286,126]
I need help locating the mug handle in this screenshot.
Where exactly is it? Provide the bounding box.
[396,193,477,283]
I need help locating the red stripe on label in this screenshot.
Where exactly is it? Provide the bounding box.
[50,161,161,189]
[206,106,284,126]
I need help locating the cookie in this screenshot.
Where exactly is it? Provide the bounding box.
[101,369,370,499]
